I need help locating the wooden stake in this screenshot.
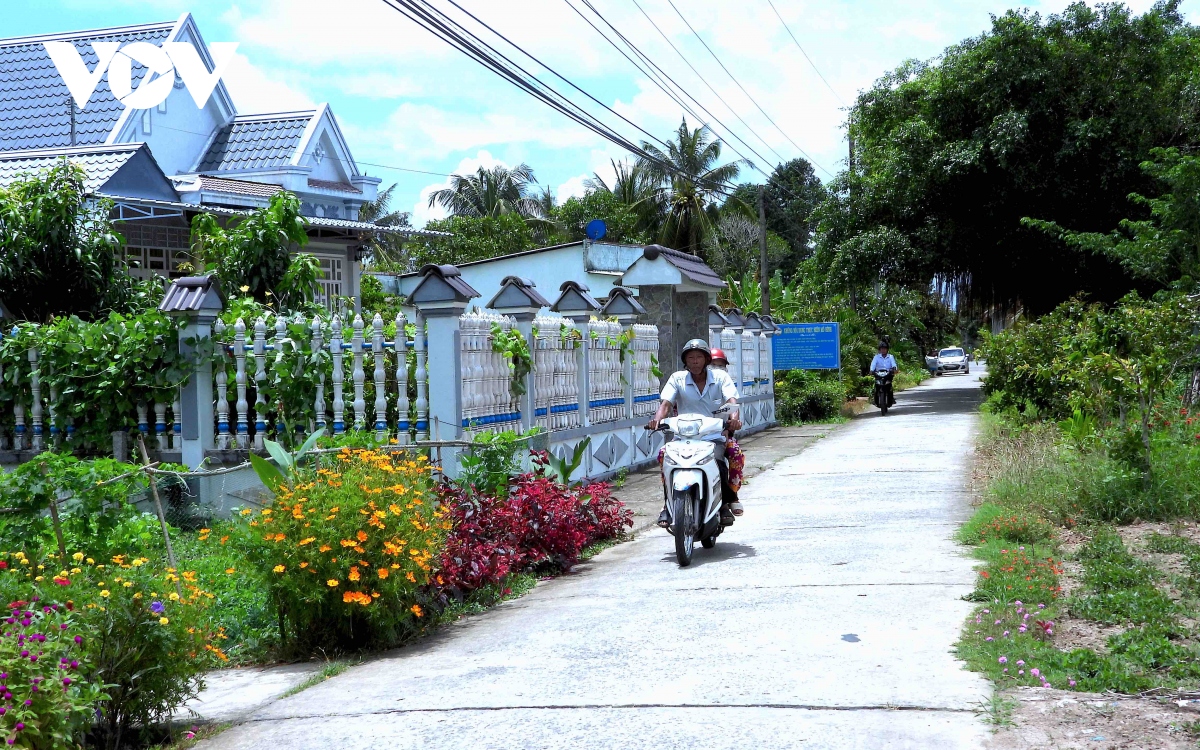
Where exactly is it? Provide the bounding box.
[137,434,183,598]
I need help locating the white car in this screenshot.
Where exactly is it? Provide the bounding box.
[934,347,970,375]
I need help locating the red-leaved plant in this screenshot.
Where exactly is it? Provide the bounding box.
[435,452,631,600]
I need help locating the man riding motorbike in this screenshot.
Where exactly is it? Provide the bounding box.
[648,339,742,529]
[869,340,898,409]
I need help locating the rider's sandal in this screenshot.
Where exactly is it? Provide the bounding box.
[729,501,744,516]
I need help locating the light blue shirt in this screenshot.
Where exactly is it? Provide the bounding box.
[870,353,897,372]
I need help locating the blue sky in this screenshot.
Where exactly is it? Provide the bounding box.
[2,0,1192,227]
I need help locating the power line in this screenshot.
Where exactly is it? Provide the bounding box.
[626,0,788,166]
[662,0,833,178]
[764,0,846,107]
[561,0,774,176]
[380,0,743,200]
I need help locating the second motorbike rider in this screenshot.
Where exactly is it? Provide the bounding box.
[648,339,742,529]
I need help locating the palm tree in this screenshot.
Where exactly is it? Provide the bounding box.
[638,118,746,256]
[428,163,546,221]
[585,159,663,239]
[358,183,412,270]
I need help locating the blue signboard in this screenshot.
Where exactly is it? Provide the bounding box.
[774,322,840,370]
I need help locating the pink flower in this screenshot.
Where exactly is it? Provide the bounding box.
[994,620,1002,625]
[1018,669,1024,675]
[1037,603,1045,609]
[985,637,994,642]
[1003,630,1010,637]
[998,657,1008,664]
[1030,668,1040,677]
[1069,679,1076,687]
[1016,660,1025,667]
[982,609,990,614]
[1019,625,1027,633]
[1014,600,1023,607]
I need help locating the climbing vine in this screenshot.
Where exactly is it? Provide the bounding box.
[491,322,533,398]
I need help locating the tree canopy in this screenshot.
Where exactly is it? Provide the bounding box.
[827,0,1200,313]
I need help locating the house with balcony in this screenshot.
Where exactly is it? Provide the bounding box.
[0,13,438,308]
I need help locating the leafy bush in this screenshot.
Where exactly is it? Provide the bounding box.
[0,453,171,558]
[0,550,222,748]
[958,503,1055,545]
[0,596,105,750]
[0,161,142,323]
[0,311,187,454]
[775,370,845,423]
[226,448,446,652]
[437,456,631,601]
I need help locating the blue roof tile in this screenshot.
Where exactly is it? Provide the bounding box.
[196,112,313,172]
[0,144,141,191]
[0,23,174,152]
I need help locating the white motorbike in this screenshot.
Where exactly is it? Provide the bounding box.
[648,408,731,566]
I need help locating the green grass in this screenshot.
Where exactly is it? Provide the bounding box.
[279,659,360,699]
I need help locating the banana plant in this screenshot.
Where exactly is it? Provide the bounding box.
[546,437,590,486]
[249,428,326,494]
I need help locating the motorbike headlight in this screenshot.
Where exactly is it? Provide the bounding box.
[678,419,701,438]
[695,453,714,466]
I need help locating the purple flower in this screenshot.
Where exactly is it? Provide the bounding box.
[1014,600,1022,607]
[19,619,29,627]
[1018,669,1024,675]
[1069,679,1076,687]
[1003,630,1010,637]
[18,651,27,658]
[998,657,1008,664]
[69,660,77,669]
[985,637,994,642]
[982,609,990,614]
[994,620,1002,625]
[14,722,23,730]
[73,636,82,644]
[1030,668,1040,677]
[59,624,67,630]
[62,678,71,686]
[150,601,165,615]
[22,700,30,707]
[1016,660,1025,667]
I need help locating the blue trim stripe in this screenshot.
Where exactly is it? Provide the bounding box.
[633,394,658,403]
[462,412,522,428]
[551,403,579,414]
[589,398,624,408]
[156,424,167,434]
[415,420,428,430]
[743,381,753,387]
[535,408,547,417]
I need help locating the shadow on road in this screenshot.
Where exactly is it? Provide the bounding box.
[659,541,758,567]
[861,375,983,418]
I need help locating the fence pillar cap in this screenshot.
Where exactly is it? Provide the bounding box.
[487,276,551,320]
[743,311,764,331]
[722,307,746,331]
[708,304,730,329]
[599,286,646,322]
[551,280,602,319]
[159,275,225,322]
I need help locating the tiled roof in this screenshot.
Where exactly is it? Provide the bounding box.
[0,144,141,191]
[307,178,361,193]
[196,111,314,172]
[0,22,174,153]
[195,175,283,197]
[646,244,726,288]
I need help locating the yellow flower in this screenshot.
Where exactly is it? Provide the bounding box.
[86,558,94,565]
[348,567,361,582]
[99,590,110,598]
[225,568,236,574]
[410,604,423,618]
[240,508,252,516]
[239,285,250,292]
[319,545,332,553]
[273,565,286,574]
[299,562,309,569]
[406,571,416,583]
[168,592,180,601]
[72,552,84,561]
[123,582,132,588]
[299,537,316,546]
[160,617,170,625]
[327,579,339,587]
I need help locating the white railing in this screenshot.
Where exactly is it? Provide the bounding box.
[630,323,660,418]
[459,310,520,438]
[534,315,580,432]
[587,319,623,425]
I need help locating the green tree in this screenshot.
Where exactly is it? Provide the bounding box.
[550,191,648,245]
[0,161,137,322]
[763,159,825,276]
[190,192,311,305]
[828,1,1200,313]
[638,119,746,256]
[584,159,664,240]
[407,213,535,267]
[1027,148,1200,289]
[358,183,412,271]
[428,163,547,222]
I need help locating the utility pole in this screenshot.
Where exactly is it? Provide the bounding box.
[66,96,76,146]
[758,185,770,316]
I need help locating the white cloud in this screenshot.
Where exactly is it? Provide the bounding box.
[221,52,315,114]
[555,174,589,202]
[410,150,509,227]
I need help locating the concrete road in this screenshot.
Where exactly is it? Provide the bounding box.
[200,370,990,750]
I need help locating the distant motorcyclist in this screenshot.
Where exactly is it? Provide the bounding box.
[648,340,741,528]
[870,341,897,408]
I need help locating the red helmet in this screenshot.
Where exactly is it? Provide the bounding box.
[710,347,728,365]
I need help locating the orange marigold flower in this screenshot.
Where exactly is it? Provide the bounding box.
[411,604,423,617]
[377,568,389,579]
[225,568,235,574]
[319,545,332,553]
[340,539,356,548]
[299,537,316,546]
[406,571,417,583]
[349,567,361,582]
[299,562,309,569]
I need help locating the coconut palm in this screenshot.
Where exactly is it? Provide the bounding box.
[638,118,746,256]
[584,159,663,239]
[358,183,412,269]
[427,163,547,221]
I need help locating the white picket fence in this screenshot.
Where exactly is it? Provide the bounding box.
[0,272,778,482]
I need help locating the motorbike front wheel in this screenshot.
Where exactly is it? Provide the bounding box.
[673,489,695,566]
